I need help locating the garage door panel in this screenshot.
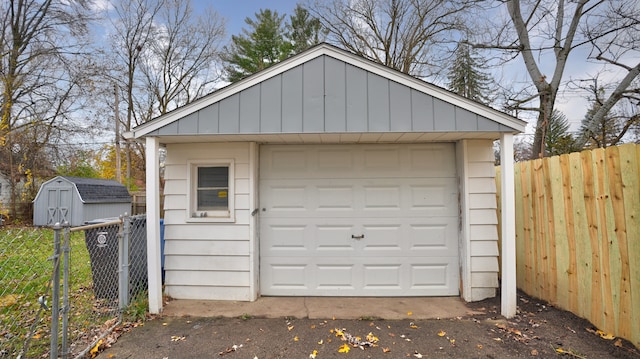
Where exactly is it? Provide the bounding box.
[262,218,457,257]
[408,146,457,175]
[266,224,310,251]
[267,263,309,290]
[261,179,457,217]
[316,185,355,210]
[317,225,357,251]
[317,149,355,171]
[261,144,457,179]
[408,223,457,254]
[363,264,402,289]
[409,184,457,211]
[359,224,402,251]
[316,264,357,290]
[261,256,459,296]
[260,144,459,296]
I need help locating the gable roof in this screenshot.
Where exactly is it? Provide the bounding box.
[126,43,526,142]
[44,176,131,203]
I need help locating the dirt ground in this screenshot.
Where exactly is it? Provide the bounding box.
[98,292,639,359]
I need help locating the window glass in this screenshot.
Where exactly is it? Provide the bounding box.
[196,166,228,211]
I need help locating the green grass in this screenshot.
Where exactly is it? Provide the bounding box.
[0,227,55,357]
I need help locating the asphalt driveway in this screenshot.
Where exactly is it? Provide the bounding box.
[98,293,639,359]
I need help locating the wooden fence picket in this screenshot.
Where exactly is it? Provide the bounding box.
[497,143,640,349]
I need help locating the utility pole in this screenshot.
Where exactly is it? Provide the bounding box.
[114,84,122,183]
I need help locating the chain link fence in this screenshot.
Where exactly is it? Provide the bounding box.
[0,227,54,358]
[0,214,148,358]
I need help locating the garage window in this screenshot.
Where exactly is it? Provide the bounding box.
[188,160,234,222]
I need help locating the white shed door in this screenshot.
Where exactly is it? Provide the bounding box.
[259,144,459,296]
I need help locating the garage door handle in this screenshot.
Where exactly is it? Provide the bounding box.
[351,234,364,240]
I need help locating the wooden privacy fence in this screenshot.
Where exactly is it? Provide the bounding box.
[496,143,640,349]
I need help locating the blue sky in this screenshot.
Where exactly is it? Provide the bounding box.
[199,0,302,38]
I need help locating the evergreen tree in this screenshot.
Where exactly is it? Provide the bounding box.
[223,9,293,83]
[578,86,635,149]
[287,5,327,54]
[446,42,494,105]
[544,111,581,156]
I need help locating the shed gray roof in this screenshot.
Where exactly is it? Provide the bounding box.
[127,43,526,143]
[60,176,131,203]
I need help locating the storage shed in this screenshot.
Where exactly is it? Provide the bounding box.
[126,43,524,317]
[33,176,131,227]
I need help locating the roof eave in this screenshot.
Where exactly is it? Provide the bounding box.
[129,43,526,139]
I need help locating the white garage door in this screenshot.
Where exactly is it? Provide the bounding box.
[259,143,459,296]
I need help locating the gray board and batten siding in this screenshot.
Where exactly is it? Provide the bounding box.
[148,55,514,138]
[33,176,131,227]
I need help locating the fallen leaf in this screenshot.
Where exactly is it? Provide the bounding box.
[318,339,324,345]
[409,322,419,329]
[556,347,566,354]
[89,339,103,358]
[309,349,318,358]
[413,352,423,358]
[288,325,295,331]
[600,332,616,340]
[407,311,413,316]
[162,322,168,326]
[0,294,19,308]
[531,349,538,356]
[449,339,456,345]
[614,339,623,347]
[170,336,186,342]
[366,332,379,343]
[437,330,446,337]
[293,336,299,342]
[338,343,350,353]
[382,347,390,353]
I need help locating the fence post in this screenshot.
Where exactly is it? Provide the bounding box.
[50,223,62,359]
[61,223,71,357]
[119,214,130,310]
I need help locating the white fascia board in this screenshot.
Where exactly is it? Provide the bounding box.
[131,44,526,138]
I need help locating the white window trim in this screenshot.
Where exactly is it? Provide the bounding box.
[186,159,235,223]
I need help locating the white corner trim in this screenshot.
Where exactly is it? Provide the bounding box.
[500,133,517,318]
[145,137,163,314]
[456,140,473,302]
[248,142,259,301]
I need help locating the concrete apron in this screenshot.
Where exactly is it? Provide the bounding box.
[162,297,483,320]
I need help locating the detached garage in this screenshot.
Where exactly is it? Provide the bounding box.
[125,43,525,315]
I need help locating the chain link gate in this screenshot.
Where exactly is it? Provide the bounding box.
[49,214,148,359]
